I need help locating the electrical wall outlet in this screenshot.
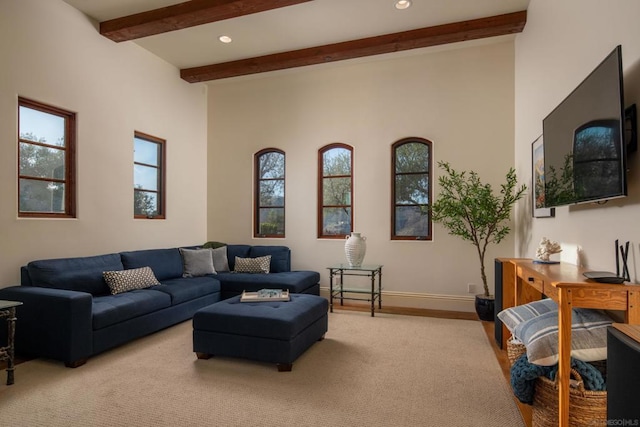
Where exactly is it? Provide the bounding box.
[467,283,477,294]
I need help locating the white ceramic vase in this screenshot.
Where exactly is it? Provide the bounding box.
[345,232,366,267]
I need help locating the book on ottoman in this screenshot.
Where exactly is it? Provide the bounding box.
[240,289,290,302]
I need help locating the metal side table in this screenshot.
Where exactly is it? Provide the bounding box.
[328,264,383,317]
[0,300,22,385]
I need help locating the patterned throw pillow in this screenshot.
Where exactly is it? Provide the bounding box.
[234,255,271,274]
[103,266,161,295]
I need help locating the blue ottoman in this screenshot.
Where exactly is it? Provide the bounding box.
[193,294,328,371]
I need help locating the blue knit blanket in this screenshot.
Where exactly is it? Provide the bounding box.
[510,354,606,404]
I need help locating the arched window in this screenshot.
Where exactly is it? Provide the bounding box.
[318,143,353,238]
[391,138,432,240]
[254,149,285,237]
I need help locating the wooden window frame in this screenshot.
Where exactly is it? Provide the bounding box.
[254,148,286,238]
[391,137,433,241]
[318,143,354,239]
[18,97,76,218]
[134,131,166,219]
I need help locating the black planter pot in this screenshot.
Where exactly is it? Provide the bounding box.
[474,295,495,321]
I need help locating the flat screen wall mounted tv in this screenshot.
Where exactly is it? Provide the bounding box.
[542,45,630,208]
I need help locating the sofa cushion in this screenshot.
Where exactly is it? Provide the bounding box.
[120,248,183,281]
[234,255,271,274]
[249,246,291,272]
[153,277,221,305]
[179,248,215,277]
[103,267,161,295]
[226,245,251,270]
[92,289,172,330]
[26,253,123,296]
[217,271,320,295]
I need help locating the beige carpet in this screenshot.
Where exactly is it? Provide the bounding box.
[0,311,524,427]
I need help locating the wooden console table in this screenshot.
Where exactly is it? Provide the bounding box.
[498,259,640,427]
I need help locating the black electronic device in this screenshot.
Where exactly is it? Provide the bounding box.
[607,326,640,423]
[494,259,504,348]
[583,239,630,284]
[582,271,626,284]
[625,104,637,154]
[542,45,629,208]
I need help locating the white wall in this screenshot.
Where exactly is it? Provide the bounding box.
[0,0,208,285]
[515,1,640,275]
[208,41,517,311]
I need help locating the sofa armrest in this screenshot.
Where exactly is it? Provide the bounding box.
[0,286,93,365]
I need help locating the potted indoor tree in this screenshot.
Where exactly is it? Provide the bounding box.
[431,161,527,321]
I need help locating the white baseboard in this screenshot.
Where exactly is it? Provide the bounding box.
[319,287,476,313]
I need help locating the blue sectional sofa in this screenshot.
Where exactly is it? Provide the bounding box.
[0,245,319,367]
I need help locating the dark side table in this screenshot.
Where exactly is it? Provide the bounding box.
[0,299,22,385]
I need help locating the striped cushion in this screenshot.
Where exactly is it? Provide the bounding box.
[497,299,558,333]
[514,308,613,366]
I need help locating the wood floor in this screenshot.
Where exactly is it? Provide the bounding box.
[331,301,479,320]
[480,318,533,426]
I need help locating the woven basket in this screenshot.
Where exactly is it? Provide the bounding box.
[532,368,607,427]
[507,337,527,366]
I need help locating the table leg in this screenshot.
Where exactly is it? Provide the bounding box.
[329,269,334,313]
[557,288,572,427]
[378,268,382,309]
[339,270,344,306]
[6,307,17,386]
[370,271,375,317]
[626,290,640,324]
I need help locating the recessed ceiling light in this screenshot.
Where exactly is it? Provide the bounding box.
[218,35,232,44]
[395,0,411,10]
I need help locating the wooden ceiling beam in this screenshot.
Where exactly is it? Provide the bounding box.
[180,10,527,83]
[100,0,313,42]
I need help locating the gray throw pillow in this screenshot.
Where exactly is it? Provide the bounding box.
[212,246,230,272]
[179,248,216,277]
